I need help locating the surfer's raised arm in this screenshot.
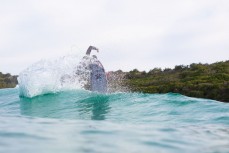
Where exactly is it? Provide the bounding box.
[86,46,99,55]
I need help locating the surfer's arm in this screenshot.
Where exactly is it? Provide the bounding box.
[86,46,99,55]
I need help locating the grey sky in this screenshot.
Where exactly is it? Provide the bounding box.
[0,0,229,74]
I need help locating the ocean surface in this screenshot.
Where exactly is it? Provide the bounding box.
[0,88,229,153]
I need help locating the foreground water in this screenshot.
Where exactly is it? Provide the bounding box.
[0,88,229,153]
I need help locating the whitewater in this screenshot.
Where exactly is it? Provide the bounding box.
[0,55,229,153]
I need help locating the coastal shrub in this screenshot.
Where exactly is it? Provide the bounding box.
[126,61,229,102]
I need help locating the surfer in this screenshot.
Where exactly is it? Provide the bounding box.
[86,46,99,55]
[75,46,107,93]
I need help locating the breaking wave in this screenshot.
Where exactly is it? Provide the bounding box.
[17,55,87,98]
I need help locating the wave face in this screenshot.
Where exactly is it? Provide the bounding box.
[1,88,229,153]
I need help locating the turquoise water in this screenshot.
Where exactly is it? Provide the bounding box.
[0,88,229,153]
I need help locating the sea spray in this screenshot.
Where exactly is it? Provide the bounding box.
[17,54,128,98]
[107,70,129,93]
[17,55,86,98]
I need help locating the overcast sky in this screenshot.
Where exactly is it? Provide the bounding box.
[0,0,229,74]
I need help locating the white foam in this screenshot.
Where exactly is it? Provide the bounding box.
[18,55,87,98]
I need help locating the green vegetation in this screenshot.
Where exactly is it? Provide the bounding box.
[124,61,229,102]
[1,60,229,102]
[0,72,18,88]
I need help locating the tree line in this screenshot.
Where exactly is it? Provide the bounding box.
[124,60,229,102]
[0,72,18,88]
[0,60,228,102]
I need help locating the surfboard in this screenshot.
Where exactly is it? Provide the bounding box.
[89,60,107,93]
[74,46,107,93]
